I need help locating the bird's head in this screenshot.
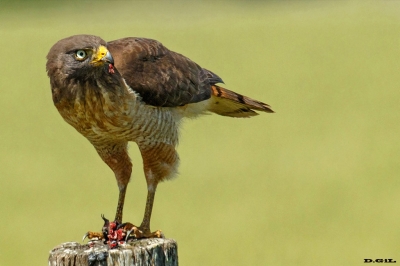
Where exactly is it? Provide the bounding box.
[46,34,115,81]
[46,35,123,105]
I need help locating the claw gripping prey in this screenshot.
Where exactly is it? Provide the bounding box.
[83,215,164,249]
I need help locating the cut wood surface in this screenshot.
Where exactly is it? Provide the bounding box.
[48,238,178,266]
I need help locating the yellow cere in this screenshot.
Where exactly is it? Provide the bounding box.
[91,45,109,65]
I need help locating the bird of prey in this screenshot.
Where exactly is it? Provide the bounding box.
[46,34,273,244]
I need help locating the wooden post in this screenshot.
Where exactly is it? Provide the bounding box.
[48,238,178,266]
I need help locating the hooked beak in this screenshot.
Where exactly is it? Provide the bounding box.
[91,45,114,66]
[102,50,114,65]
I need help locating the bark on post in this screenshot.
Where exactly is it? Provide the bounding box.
[48,238,178,266]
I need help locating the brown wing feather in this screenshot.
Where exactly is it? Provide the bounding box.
[208,85,274,117]
[107,38,221,107]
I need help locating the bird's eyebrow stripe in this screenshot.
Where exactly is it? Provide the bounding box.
[66,47,94,54]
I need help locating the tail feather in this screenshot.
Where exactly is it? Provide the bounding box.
[208,85,274,118]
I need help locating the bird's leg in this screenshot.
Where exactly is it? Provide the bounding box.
[83,143,133,246]
[114,185,127,224]
[112,184,162,241]
[119,185,163,240]
[140,188,156,233]
[130,183,163,239]
[125,143,179,240]
[97,143,131,224]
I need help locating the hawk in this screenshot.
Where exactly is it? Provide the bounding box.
[46,35,273,243]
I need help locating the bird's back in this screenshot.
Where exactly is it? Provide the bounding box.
[107,37,273,118]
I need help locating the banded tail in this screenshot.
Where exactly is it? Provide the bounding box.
[208,85,274,117]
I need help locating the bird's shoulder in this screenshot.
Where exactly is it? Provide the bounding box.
[107,37,222,107]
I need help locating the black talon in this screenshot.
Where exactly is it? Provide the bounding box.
[82,232,89,242]
[116,222,128,230]
[125,229,134,242]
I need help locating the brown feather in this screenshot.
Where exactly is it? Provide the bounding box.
[208,85,274,117]
[107,38,214,107]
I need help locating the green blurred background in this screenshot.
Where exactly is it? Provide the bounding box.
[1,1,399,265]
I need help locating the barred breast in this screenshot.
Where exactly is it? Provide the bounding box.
[56,79,181,149]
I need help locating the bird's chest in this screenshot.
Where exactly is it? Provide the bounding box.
[56,86,179,146]
[57,91,135,141]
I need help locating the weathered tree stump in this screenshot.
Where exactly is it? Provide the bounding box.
[48,238,178,266]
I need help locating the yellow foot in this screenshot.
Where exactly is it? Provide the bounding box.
[82,231,103,241]
[82,214,109,242]
[81,215,164,249]
[120,223,164,240]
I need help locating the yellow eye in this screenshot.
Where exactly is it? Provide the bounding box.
[75,50,87,60]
